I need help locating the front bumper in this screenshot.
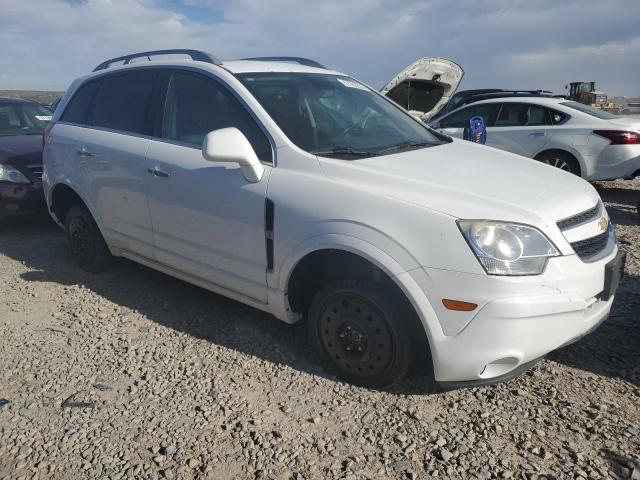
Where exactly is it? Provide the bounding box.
[404,245,622,384]
[0,181,46,217]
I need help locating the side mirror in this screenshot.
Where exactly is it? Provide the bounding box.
[202,127,264,183]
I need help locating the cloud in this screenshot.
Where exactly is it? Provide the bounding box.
[509,37,640,64]
[0,0,638,97]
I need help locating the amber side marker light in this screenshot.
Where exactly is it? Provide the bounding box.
[442,299,478,311]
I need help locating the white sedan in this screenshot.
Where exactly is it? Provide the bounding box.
[428,97,640,181]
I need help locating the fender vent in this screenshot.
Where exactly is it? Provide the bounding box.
[265,198,275,271]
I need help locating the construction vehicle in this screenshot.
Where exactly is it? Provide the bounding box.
[566,81,610,109]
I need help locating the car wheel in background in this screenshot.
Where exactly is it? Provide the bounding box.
[535,151,581,176]
[65,205,111,273]
[307,279,412,389]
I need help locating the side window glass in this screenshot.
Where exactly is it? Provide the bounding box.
[162,72,272,163]
[550,109,568,125]
[439,104,499,128]
[495,104,527,126]
[90,72,157,135]
[0,106,21,127]
[60,80,101,125]
[526,105,550,126]
[495,103,551,127]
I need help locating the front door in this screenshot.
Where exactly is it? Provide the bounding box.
[145,71,274,302]
[437,103,500,140]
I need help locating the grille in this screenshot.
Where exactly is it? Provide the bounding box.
[570,230,610,261]
[557,203,600,230]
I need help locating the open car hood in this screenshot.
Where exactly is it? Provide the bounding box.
[381,57,464,121]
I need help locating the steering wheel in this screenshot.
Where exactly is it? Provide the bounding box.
[361,109,375,129]
[337,125,363,139]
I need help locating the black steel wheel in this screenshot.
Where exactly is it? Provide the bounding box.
[535,151,580,176]
[308,279,412,388]
[65,205,110,272]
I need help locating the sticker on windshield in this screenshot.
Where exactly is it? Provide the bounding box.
[337,79,368,91]
[36,115,52,121]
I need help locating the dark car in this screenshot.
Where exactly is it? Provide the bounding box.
[0,97,51,218]
[430,89,555,123]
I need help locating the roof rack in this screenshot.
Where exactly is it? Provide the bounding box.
[499,90,554,95]
[466,90,554,97]
[242,56,326,69]
[93,49,222,72]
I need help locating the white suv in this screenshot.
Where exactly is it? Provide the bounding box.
[43,50,625,389]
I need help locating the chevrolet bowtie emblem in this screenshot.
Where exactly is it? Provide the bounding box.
[598,217,608,232]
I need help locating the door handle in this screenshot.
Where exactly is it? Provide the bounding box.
[77,146,95,157]
[147,167,171,178]
[528,131,546,137]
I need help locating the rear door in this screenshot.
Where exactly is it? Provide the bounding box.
[73,70,160,258]
[144,70,273,302]
[486,103,551,157]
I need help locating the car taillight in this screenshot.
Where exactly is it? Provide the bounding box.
[593,130,640,145]
[43,121,56,148]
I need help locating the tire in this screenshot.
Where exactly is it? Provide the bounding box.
[307,279,412,389]
[535,151,581,176]
[65,205,111,272]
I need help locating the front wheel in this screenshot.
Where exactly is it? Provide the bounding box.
[307,279,412,389]
[535,151,581,176]
[65,205,111,273]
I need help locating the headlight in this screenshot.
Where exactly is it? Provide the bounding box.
[0,164,30,184]
[458,220,559,275]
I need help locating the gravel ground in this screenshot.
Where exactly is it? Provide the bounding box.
[1,180,639,480]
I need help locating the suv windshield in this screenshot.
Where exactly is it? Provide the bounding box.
[0,102,52,136]
[560,101,617,120]
[237,73,446,159]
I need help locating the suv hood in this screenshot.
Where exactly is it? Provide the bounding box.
[380,57,464,121]
[318,140,600,229]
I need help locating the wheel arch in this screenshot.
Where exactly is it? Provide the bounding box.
[534,148,583,177]
[278,237,436,372]
[48,181,106,235]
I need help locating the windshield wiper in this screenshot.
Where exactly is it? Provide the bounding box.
[378,141,437,155]
[313,146,381,158]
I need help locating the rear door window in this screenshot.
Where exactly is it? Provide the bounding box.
[494,103,551,127]
[162,71,272,163]
[89,72,158,135]
[439,103,500,128]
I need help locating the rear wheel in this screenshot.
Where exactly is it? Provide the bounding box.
[307,279,412,389]
[535,151,580,176]
[65,205,111,272]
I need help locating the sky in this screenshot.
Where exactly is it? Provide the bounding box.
[1,0,639,97]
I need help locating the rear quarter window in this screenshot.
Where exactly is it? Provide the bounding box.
[550,109,569,125]
[60,79,102,124]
